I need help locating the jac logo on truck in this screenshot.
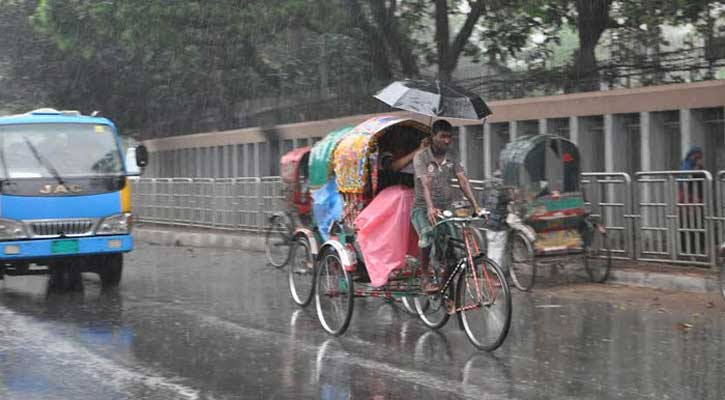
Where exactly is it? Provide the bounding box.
[39,184,83,194]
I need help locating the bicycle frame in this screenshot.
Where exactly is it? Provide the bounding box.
[432,216,497,312]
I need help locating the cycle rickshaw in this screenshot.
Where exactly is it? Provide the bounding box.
[312,115,512,351]
[282,126,355,307]
[265,146,314,269]
[501,134,612,291]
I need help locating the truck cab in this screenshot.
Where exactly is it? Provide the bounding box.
[0,108,147,289]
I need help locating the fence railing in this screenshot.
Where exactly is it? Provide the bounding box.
[130,177,285,232]
[131,171,725,267]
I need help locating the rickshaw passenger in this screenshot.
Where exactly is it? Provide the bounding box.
[411,120,481,293]
[353,129,427,287]
[377,126,428,190]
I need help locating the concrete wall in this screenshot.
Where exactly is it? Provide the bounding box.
[143,81,725,178]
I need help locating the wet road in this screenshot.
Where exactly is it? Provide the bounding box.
[1,242,724,400]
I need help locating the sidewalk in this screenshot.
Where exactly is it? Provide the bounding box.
[134,224,722,295]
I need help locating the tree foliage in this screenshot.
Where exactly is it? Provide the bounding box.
[0,0,721,136]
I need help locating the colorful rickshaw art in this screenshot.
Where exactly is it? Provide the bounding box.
[313,115,512,351]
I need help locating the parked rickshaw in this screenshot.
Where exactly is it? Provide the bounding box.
[501,134,611,290]
[313,115,512,351]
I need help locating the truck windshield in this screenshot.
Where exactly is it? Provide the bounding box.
[0,123,124,179]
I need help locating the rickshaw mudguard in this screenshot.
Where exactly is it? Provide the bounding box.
[293,228,320,257]
[320,240,358,272]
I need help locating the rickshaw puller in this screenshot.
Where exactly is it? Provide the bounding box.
[411,120,481,293]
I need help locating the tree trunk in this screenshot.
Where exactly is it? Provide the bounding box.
[567,0,612,93]
[345,0,394,82]
[434,0,485,82]
[434,0,451,81]
[369,0,419,77]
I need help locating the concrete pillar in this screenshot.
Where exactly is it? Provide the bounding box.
[458,126,474,177]
[206,147,214,178]
[255,142,264,177]
[195,148,203,177]
[231,145,239,178]
[680,108,707,160]
[539,119,550,135]
[212,147,218,177]
[640,112,667,171]
[484,123,505,178]
[241,144,249,176]
[569,116,580,145]
[510,121,519,142]
[572,116,604,172]
[604,114,628,173]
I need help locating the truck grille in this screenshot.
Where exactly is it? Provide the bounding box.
[28,219,97,238]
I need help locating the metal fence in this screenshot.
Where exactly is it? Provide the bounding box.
[131,171,725,267]
[130,177,285,231]
[581,173,634,261]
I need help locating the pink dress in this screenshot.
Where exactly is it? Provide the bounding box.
[354,185,419,287]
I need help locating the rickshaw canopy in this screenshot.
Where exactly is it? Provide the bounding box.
[308,126,354,188]
[333,115,431,194]
[280,146,311,184]
[500,134,581,197]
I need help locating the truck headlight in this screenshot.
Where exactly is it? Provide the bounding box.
[97,213,132,235]
[0,218,28,240]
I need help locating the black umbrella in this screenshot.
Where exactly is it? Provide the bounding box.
[374,79,492,120]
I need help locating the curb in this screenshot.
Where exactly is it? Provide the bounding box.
[134,226,266,253]
[133,226,721,295]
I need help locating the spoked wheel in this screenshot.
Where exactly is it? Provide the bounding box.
[289,236,315,307]
[456,255,512,351]
[507,230,536,292]
[400,296,418,315]
[265,217,292,268]
[414,268,452,330]
[584,230,612,283]
[315,249,354,335]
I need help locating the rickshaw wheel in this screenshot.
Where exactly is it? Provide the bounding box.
[315,248,354,336]
[414,268,451,330]
[265,217,292,268]
[507,230,537,292]
[584,231,612,283]
[401,296,417,315]
[289,236,315,307]
[457,255,512,351]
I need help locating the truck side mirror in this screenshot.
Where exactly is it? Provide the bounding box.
[125,145,148,176]
[135,144,148,168]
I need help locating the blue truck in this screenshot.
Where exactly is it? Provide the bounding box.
[0,108,147,289]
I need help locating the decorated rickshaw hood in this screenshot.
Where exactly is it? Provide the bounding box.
[333,115,431,194]
[280,146,311,184]
[308,126,354,189]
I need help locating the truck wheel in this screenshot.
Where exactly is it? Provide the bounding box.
[49,263,83,292]
[99,254,123,289]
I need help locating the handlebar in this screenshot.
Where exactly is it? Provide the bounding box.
[433,208,490,228]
